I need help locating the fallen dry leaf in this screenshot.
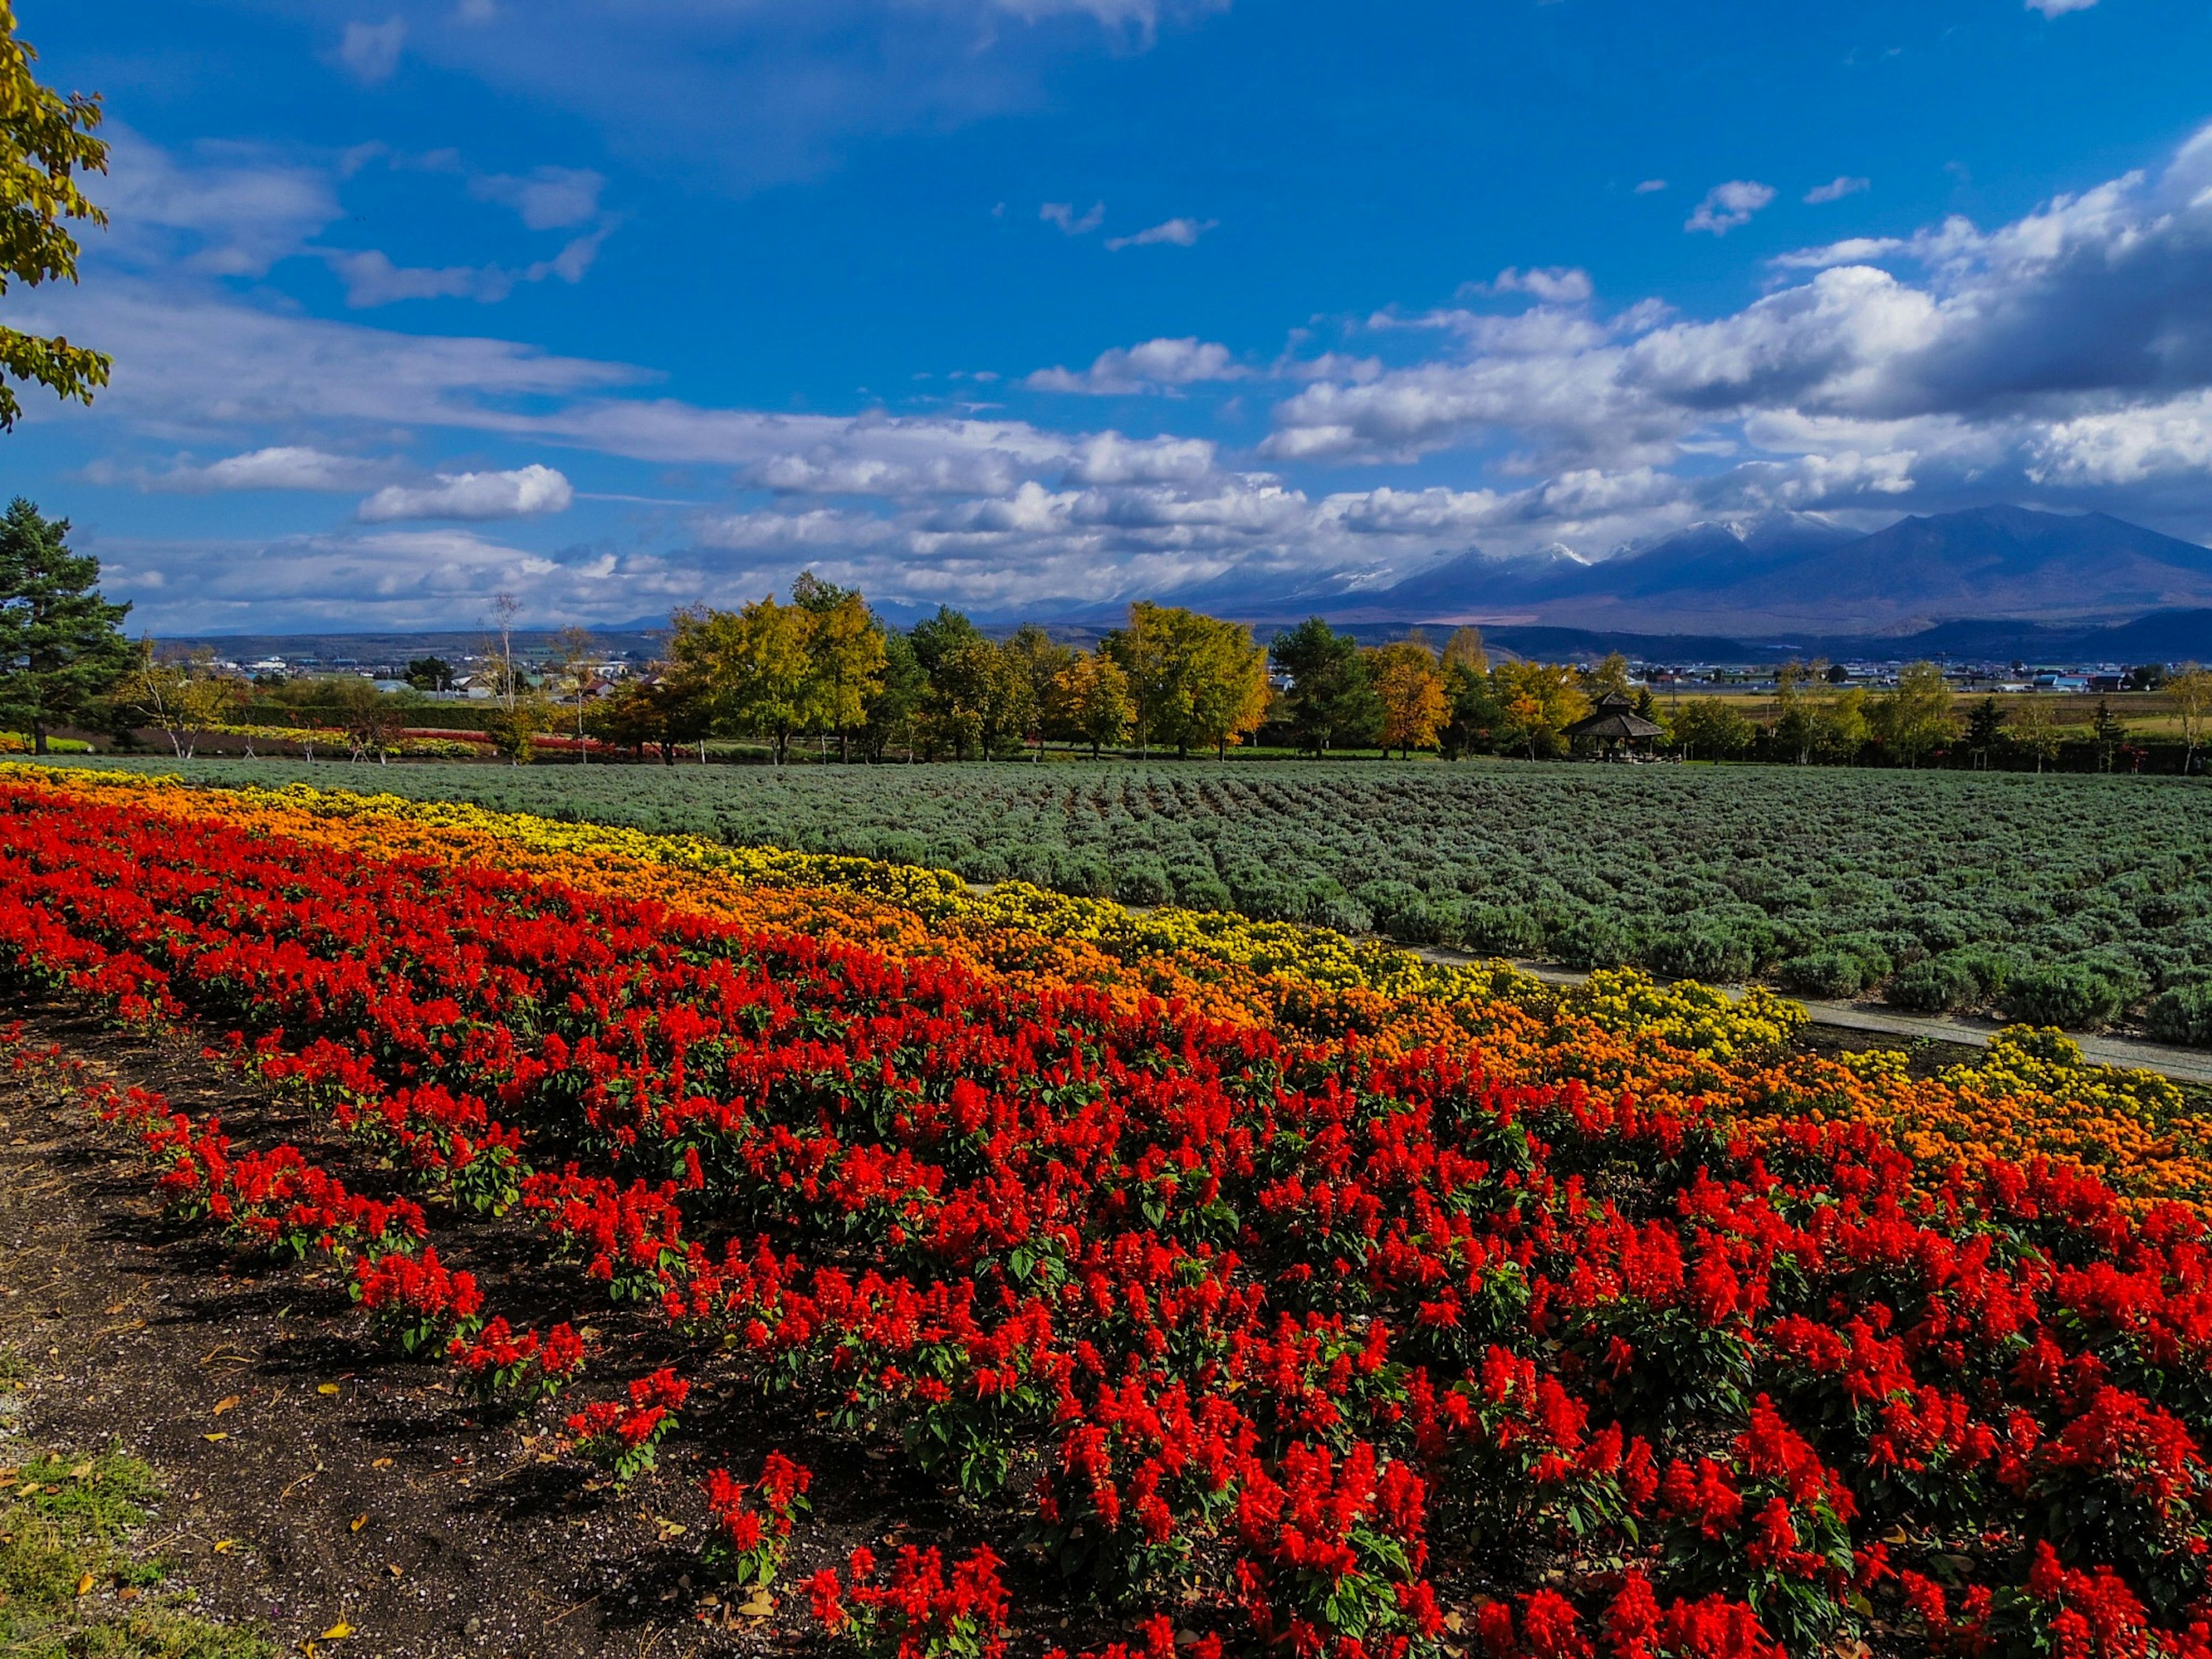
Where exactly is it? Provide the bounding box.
[349,1514,368,1533]
[67,1461,93,1480]
[202,1433,229,1444]
[213,1396,239,1416]
[74,1573,94,1596]
[15,1482,37,1498]
[384,1563,402,1580]
[213,1540,237,1554]
[370,1458,393,1471]
[317,1384,339,1397]
[739,1591,775,1619]
[321,1622,353,1640]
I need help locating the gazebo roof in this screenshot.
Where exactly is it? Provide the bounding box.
[1566,708,1667,741]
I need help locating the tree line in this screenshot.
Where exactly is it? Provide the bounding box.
[585,581,1272,764]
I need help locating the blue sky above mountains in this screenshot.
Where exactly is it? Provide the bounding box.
[17,0,2212,630]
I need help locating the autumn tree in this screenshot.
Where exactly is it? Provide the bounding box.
[119,643,238,760]
[1368,634,1446,758]
[591,675,708,766]
[671,597,819,766]
[2169,664,2211,775]
[546,624,602,756]
[1001,623,1073,759]
[1490,661,1590,759]
[1581,650,1633,700]
[331,673,408,764]
[1103,603,1267,759]
[1671,698,1753,760]
[1870,661,1955,766]
[2007,695,2063,774]
[1438,630,1498,759]
[791,573,887,760]
[1441,626,1488,677]
[0,3,110,430]
[0,496,128,750]
[1050,649,1133,757]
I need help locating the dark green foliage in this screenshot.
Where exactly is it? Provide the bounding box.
[0,497,130,751]
[2001,959,2137,1030]
[2147,981,2212,1045]
[1885,955,1980,1013]
[1778,950,1870,999]
[1268,617,1382,755]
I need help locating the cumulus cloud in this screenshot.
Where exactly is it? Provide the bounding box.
[1040,200,1105,235]
[2024,0,2097,14]
[1060,431,1218,484]
[340,18,406,81]
[1805,176,1870,204]
[1105,216,1216,250]
[1634,179,1668,194]
[1685,180,1775,236]
[1025,336,1245,393]
[358,464,575,521]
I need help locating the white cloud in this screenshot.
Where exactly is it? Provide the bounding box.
[1105,216,1216,250]
[1685,180,1775,236]
[1804,176,1870,205]
[1040,200,1104,235]
[694,507,902,552]
[469,166,607,229]
[1472,266,1594,304]
[327,249,516,306]
[323,227,609,307]
[97,128,339,278]
[358,464,575,521]
[741,449,1031,497]
[1060,431,1219,484]
[1634,179,1668,194]
[2024,0,2097,14]
[166,446,389,492]
[2025,393,2212,486]
[1025,336,1245,393]
[340,18,406,82]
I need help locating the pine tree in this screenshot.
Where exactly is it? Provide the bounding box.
[0,496,129,751]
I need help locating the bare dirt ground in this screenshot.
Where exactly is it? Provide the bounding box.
[0,1001,981,1659]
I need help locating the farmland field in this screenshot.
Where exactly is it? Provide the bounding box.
[46,754,2212,1040]
[6,760,2212,1659]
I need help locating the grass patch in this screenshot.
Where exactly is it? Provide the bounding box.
[0,1444,270,1659]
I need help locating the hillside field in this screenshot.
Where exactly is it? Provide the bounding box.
[42,754,2212,1041]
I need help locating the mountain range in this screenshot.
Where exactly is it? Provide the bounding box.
[1296,505,2212,637]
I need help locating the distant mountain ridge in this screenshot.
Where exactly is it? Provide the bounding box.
[1330,506,2212,635]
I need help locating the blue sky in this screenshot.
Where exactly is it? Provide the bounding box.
[13,0,2212,630]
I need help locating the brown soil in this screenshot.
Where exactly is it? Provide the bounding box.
[0,1002,1012,1659]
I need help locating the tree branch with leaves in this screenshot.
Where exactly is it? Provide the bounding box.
[0,2,109,429]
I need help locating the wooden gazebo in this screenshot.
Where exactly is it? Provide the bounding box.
[1565,690,1667,755]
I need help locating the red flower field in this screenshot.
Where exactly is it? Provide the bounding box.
[3,768,2210,1659]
